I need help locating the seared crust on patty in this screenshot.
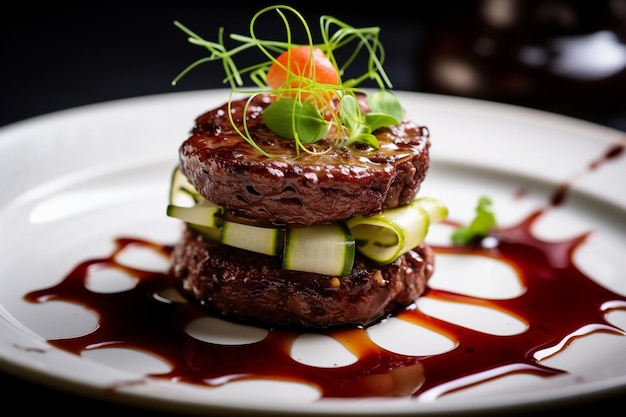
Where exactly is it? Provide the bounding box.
[179,94,430,226]
[170,226,435,329]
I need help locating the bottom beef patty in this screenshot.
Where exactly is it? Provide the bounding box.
[169,227,435,329]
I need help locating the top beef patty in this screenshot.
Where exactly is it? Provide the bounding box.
[179,93,430,226]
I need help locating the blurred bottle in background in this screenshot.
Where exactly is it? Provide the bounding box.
[418,0,626,130]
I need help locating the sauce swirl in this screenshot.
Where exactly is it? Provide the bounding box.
[23,143,626,400]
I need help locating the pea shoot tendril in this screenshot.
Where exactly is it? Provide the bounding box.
[172,5,403,157]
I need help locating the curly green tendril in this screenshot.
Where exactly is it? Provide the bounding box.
[172,5,403,157]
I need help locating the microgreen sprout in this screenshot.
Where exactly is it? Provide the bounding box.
[451,196,498,245]
[172,5,403,157]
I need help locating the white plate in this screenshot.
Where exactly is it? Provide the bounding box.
[1,90,625,415]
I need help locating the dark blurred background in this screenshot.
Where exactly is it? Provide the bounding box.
[2,0,626,130]
[1,0,432,127]
[1,1,626,416]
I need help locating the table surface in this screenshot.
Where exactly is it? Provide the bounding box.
[1,2,625,415]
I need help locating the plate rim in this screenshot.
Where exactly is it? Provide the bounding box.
[1,89,625,416]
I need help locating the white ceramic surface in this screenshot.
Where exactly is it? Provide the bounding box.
[0,90,625,416]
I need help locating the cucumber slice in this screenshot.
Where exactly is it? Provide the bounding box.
[413,196,449,223]
[220,220,282,256]
[166,164,447,274]
[348,208,426,265]
[166,198,222,228]
[347,197,447,264]
[188,224,221,242]
[283,223,355,276]
[169,165,201,206]
[351,224,398,248]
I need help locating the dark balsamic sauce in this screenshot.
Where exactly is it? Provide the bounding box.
[24,143,626,400]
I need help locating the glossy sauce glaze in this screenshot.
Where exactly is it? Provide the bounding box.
[24,143,626,400]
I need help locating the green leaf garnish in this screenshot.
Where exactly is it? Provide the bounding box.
[367,90,403,122]
[172,5,404,157]
[262,98,329,143]
[339,94,379,148]
[364,113,400,132]
[451,196,497,245]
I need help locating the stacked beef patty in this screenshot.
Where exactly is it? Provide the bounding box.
[169,93,435,328]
